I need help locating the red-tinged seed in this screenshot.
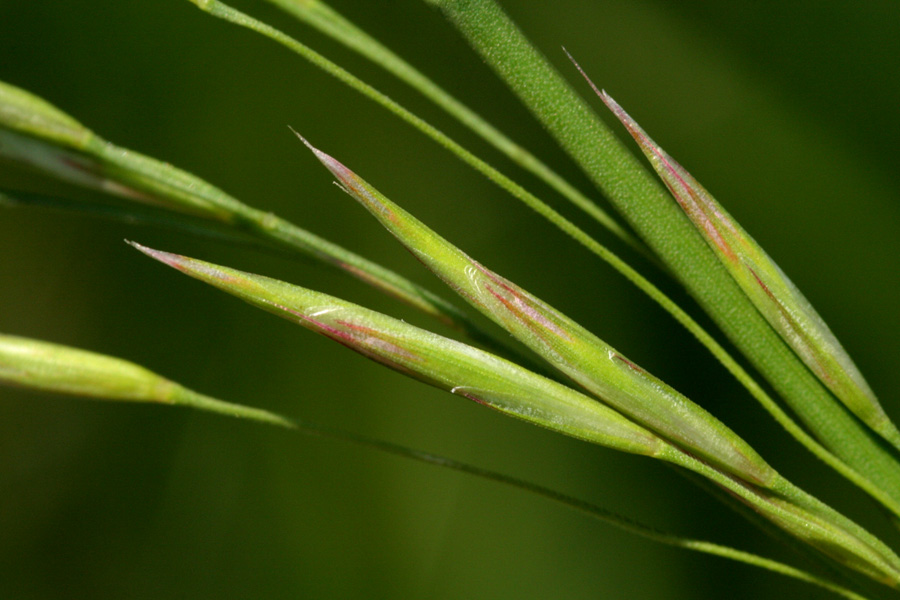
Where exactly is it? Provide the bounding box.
[746,268,836,387]
[748,266,776,301]
[611,353,646,374]
[335,320,422,361]
[475,264,570,340]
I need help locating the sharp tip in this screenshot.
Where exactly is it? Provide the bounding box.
[564,48,584,73]
[563,51,606,100]
[127,240,179,266]
[125,239,147,253]
[288,125,313,150]
[288,127,339,171]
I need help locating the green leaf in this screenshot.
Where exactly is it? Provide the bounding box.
[599,90,900,451]
[196,0,900,514]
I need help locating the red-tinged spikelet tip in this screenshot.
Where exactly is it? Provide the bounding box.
[289,127,357,189]
[127,240,186,270]
[290,128,390,217]
[127,240,245,286]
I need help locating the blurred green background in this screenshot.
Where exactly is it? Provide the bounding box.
[1,1,899,598]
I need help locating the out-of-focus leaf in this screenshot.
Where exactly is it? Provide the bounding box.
[0,333,293,427]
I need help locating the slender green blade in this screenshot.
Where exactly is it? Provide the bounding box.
[130,242,663,457]
[299,135,778,488]
[599,91,900,450]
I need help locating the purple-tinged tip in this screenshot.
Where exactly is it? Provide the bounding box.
[289,127,339,171]
[289,128,357,188]
[127,240,212,278]
[128,240,253,290]
[289,131,386,217]
[126,240,181,268]
[592,91,646,146]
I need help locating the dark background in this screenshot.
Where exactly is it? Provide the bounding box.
[1,0,899,598]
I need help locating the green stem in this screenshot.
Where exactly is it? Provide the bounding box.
[424,0,900,512]
[172,386,297,428]
[0,80,515,360]
[186,0,900,517]
[169,385,873,600]
[656,443,900,589]
[205,0,900,521]
[262,0,651,258]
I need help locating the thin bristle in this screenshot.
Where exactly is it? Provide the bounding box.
[287,125,313,151]
[563,48,605,101]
